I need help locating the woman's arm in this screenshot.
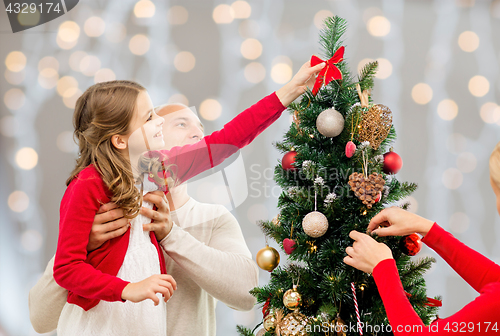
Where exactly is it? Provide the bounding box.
[373,259,500,335]
[422,223,500,293]
[367,207,500,293]
[346,212,500,335]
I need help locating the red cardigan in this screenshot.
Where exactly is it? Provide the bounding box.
[53,92,285,311]
[373,223,500,335]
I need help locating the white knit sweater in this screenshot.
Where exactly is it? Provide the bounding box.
[29,197,258,336]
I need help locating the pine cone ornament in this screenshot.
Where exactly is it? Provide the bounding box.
[348,172,385,209]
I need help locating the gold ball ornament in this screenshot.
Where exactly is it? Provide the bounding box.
[316,108,345,137]
[283,285,302,310]
[302,211,329,238]
[263,313,277,331]
[256,245,280,272]
[279,312,309,336]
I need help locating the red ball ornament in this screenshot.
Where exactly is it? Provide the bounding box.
[283,238,296,255]
[282,151,297,170]
[383,151,403,174]
[345,141,356,158]
[374,191,382,203]
[400,233,422,256]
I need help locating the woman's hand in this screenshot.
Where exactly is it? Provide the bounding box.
[367,206,434,238]
[141,190,173,241]
[121,274,177,305]
[276,59,326,107]
[87,202,130,252]
[343,230,393,274]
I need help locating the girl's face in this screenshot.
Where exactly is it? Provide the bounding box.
[125,91,165,156]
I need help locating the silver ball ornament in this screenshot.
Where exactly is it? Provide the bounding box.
[302,211,329,238]
[316,108,344,137]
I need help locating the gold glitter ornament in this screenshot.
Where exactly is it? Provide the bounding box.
[302,211,328,238]
[357,104,392,150]
[283,285,302,311]
[354,83,392,150]
[278,312,309,336]
[256,245,280,272]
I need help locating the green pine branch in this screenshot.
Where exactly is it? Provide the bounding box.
[358,61,379,92]
[236,326,254,336]
[319,16,348,59]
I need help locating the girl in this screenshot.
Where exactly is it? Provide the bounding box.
[53,61,326,335]
[343,143,500,334]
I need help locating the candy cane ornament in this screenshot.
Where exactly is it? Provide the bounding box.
[351,282,363,335]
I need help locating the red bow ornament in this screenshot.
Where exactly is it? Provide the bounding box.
[310,46,345,96]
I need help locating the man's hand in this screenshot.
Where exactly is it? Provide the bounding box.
[141,190,173,242]
[87,202,130,252]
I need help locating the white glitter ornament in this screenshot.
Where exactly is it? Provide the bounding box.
[316,108,344,137]
[302,211,328,238]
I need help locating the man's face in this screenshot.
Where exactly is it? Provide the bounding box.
[156,104,204,150]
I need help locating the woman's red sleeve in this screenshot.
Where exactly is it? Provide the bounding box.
[372,223,500,335]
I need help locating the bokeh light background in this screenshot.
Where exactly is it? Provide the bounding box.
[1,0,500,335]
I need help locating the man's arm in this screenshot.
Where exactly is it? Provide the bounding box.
[29,256,67,333]
[160,207,258,311]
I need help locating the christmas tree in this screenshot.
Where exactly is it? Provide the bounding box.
[237,16,440,336]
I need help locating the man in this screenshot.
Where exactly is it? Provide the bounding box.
[29,103,259,336]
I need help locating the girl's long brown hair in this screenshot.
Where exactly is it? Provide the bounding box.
[67,80,145,218]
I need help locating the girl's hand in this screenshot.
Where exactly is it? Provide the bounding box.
[121,274,177,305]
[276,60,326,107]
[141,190,173,241]
[367,206,434,238]
[343,230,393,274]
